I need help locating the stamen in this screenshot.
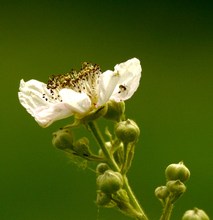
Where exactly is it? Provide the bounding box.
[44,62,102,104]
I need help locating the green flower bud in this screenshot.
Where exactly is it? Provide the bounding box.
[166,180,186,203]
[97,170,123,194]
[96,191,112,207]
[112,189,142,219]
[52,128,74,150]
[155,186,170,200]
[115,119,140,143]
[182,208,210,220]
[73,137,91,157]
[165,161,190,182]
[96,163,110,175]
[166,180,186,194]
[104,100,125,121]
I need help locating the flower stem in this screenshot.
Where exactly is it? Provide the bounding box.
[123,175,148,220]
[160,198,174,220]
[87,121,119,171]
[87,121,148,220]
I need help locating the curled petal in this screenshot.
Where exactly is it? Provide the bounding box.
[110,58,142,102]
[18,79,50,117]
[18,79,76,127]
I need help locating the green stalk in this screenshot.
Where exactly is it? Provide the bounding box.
[87,121,148,220]
[160,198,174,220]
[87,121,119,171]
[123,175,148,220]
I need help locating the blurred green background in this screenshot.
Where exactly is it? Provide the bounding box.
[1,1,212,219]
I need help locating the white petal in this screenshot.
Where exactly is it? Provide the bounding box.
[18,79,75,127]
[18,79,49,117]
[34,103,75,127]
[59,88,91,115]
[110,58,142,102]
[34,102,79,127]
[97,70,120,106]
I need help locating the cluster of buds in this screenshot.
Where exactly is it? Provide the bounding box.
[96,163,123,207]
[52,127,103,162]
[18,57,210,220]
[95,163,143,219]
[93,115,143,218]
[155,161,190,205]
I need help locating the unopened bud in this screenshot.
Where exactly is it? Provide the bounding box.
[104,100,125,121]
[165,161,190,182]
[115,119,140,143]
[96,191,112,207]
[182,208,210,220]
[166,180,186,195]
[52,128,73,150]
[97,170,123,194]
[155,186,170,200]
[166,180,186,203]
[73,137,91,157]
[96,163,110,175]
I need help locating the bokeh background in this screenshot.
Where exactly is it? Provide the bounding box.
[1,1,212,219]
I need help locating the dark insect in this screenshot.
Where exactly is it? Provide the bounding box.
[118,84,127,93]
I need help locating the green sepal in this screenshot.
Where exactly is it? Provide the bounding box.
[103,100,125,122]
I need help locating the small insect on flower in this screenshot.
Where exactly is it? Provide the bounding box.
[119,85,127,92]
[118,84,128,98]
[18,58,142,127]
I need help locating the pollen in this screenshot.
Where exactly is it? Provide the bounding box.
[44,62,101,104]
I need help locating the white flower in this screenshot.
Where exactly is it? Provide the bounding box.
[18,58,142,127]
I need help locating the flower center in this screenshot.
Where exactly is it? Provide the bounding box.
[45,62,101,104]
